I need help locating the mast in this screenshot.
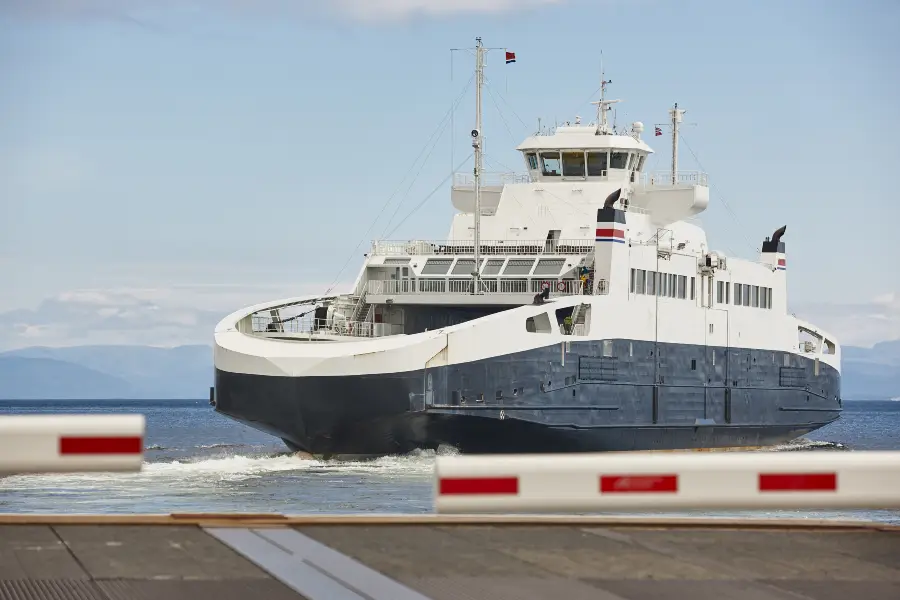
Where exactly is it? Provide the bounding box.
[591,72,620,135]
[471,37,485,294]
[669,103,685,184]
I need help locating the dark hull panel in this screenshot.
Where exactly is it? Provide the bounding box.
[214,338,841,456]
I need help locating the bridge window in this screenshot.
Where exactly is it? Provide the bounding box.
[587,152,608,176]
[610,151,628,169]
[526,153,538,170]
[636,155,646,171]
[541,152,561,176]
[561,152,585,177]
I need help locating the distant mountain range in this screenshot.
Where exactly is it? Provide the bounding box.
[0,341,897,400]
[0,345,211,400]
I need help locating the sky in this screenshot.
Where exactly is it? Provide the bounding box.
[0,0,898,350]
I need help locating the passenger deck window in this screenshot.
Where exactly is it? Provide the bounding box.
[541,153,561,176]
[587,152,608,176]
[561,152,585,177]
[610,152,628,169]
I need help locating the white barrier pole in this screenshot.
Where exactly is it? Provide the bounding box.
[0,415,145,475]
[434,451,900,514]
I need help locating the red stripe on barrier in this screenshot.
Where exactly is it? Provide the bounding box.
[601,474,678,493]
[759,473,836,492]
[595,228,625,239]
[439,477,519,495]
[59,436,143,455]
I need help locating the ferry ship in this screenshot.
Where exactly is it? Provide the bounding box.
[212,39,842,457]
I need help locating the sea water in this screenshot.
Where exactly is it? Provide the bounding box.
[1,399,898,523]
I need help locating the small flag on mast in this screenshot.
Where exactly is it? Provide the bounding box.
[654,126,662,136]
[505,51,516,64]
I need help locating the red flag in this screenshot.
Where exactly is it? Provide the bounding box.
[505,51,516,64]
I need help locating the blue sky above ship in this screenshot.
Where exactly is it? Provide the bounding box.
[0,0,898,350]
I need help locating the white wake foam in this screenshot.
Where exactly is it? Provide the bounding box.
[0,447,446,494]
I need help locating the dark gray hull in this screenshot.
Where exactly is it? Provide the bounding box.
[213,338,841,456]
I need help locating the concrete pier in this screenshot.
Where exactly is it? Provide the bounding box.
[0,515,898,599]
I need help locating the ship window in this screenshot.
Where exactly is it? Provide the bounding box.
[630,268,636,293]
[610,151,628,169]
[422,258,452,275]
[691,277,696,300]
[743,284,751,306]
[526,152,539,170]
[451,258,483,276]
[561,152,586,177]
[677,275,687,299]
[503,258,535,275]
[752,285,760,307]
[636,155,646,171]
[587,152,608,176]
[691,359,697,371]
[669,274,677,297]
[540,152,561,176]
[525,312,552,333]
[760,287,767,309]
[734,282,742,305]
[602,340,613,357]
[717,281,724,304]
[646,271,657,295]
[482,259,504,276]
[635,269,646,294]
[533,258,565,275]
[726,282,731,304]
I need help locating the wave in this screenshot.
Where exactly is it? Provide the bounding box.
[0,446,448,492]
[764,439,849,452]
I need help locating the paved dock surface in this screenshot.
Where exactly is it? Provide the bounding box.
[0,518,898,599]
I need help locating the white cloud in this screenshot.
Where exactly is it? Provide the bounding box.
[793,292,900,348]
[0,283,329,350]
[0,0,568,22]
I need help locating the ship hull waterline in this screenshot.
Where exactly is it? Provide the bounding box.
[213,338,842,458]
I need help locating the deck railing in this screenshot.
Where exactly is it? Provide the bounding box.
[643,170,709,187]
[453,172,531,188]
[251,315,403,338]
[371,239,594,257]
[367,278,606,297]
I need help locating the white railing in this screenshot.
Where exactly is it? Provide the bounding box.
[367,278,605,297]
[370,239,594,257]
[453,172,531,188]
[251,315,403,339]
[643,170,709,187]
